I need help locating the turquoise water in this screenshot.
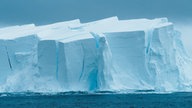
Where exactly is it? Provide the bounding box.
[0,92,192,108]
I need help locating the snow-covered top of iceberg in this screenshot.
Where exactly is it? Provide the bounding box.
[35,19,84,41]
[68,17,172,33]
[37,19,80,31]
[36,20,93,43]
[0,17,171,40]
[0,24,35,39]
[0,19,81,40]
[38,29,93,43]
[68,17,118,31]
[109,18,172,32]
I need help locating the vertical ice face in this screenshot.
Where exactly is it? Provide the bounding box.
[80,17,192,91]
[78,18,170,90]
[104,31,152,90]
[37,27,109,91]
[0,17,191,92]
[0,20,82,92]
[137,22,192,91]
[61,38,100,91]
[0,40,12,84]
[38,40,58,79]
[170,26,192,91]
[0,36,39,92]
[146,25,179,91]
[6,35,39,71]
[57,42,68,89]
[144,23,192,91]
[0,24,39,85]
[89,32,114,90]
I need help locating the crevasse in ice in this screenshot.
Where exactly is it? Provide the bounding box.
[0,17,191,92]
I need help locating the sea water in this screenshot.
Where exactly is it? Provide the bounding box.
[0,92,192,108]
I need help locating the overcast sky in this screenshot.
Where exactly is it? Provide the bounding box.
[0,0,191,25]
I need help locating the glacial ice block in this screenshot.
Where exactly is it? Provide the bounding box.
[79,17,192,91]
[0,24,39,84]
[37,29,108,91]
[0,17,191,92]
[104,31,152,89]
[147,24,192,91]
[73,18,171,90]
[61,38,99,90]
[146,24,179,90]
[0,35,39,85]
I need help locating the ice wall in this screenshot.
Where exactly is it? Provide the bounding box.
[0,17,191,92]
[104,31,152,90]
[80,17,192,91]
[0,40,12,85]
[37,30,112,91]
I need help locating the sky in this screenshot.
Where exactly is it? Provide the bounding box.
[0,0,191,53]
[0,0,191,25]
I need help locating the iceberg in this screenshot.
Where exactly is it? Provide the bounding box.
[0,17,191,92]
[80,17,192,91]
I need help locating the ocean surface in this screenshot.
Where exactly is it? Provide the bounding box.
[0,92,192,108]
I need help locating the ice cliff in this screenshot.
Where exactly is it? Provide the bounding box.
[0,17,191,92]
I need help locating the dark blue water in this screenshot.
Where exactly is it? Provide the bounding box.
[0,92,192,108]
